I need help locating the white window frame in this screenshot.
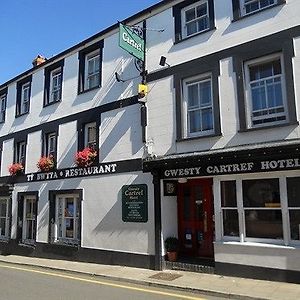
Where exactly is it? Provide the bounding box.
[181,0,209,39]
[216,170,300,247]
[22,195,37,244]
[53,194,80,245]
[244,53,288,129]
[85,50,100,90]
[0,93,6,123]
[240,0,277,16]
[49,68,62,103]
[84,122,97,148]
[17,141,26,165]
[20,82,30,114]
[46,132,56,157]
[182,73,214,138]
[0,197,10,240]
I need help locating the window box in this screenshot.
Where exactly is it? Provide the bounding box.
[37,155,55,172]
[8,163,24,176]
[75,147,97,168]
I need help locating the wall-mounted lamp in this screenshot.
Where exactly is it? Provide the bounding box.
[178,178,188,184]
[159,56,171,67]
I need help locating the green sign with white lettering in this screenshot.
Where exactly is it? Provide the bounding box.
[122,184,148,223]
[119,23,145,61]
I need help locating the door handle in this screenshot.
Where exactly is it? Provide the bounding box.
[204,211,207,233]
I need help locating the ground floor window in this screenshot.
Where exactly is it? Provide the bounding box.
[22,196,37,244]
[218,173,300,245]
[0,197,10,240]
[50,193,81,246]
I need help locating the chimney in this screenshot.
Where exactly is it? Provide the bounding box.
[32,55,47,67]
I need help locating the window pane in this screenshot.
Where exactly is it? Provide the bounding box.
[189,110,201,133]
[199,80,211,106]
[251,85,266,111]
[185,7,195,22]
[201,108,213,130]
[245,210,283,239]
[65,198,74,217]
[267,81,283,108]
[287,177,300,207]
[0,218,6,236]
[198,17,209,32]
[196,3,207,17]
[187,84,199,108]
[0,200,7,217]
[289,210,300,240]
[186,22,197,36]
[223,209,239,237]
[221,181,237,207]
[243,179,280,207]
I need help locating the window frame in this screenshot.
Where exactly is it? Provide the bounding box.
[243,53,288,129]
[217,171,300,246]
[78,41,104,94]
[84,122,97,149]
[0,196,10,240]
[0,89,7,123]
[48,190,82,247]
[49,68,62,103]
[182,73,215,138]
[22,195,37,245]
[15,141,26,166]
[16,76,32,117]
[173,0,215,43]
[240,0,277,15]
[44,59,64,107]
[181,0,210,39]
[85,50,100,91]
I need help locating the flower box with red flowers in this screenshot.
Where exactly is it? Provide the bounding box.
[37,155,55,172]
[8,163,24,176]
[75,147,97,167]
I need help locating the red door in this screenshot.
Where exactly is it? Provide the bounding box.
[177,178,214,258]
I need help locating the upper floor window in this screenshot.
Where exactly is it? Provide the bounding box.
[232,0,285,19]
[16,75,32,117]
[0,90,7,123]
[16,141,26,166]
[44,132,57,158]
[241,0,276,15]
[182,0,209,38]
[173,0,215,43]
[244,54,287,128]
[182,74,214,137]
[78,41,104,93]
[85,51,100,90]
[44,59,64,106]
[84,122,97,149]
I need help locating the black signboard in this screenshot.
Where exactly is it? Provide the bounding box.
[122,184,148,223]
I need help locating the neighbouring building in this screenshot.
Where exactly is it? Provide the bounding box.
[0,0,300,283]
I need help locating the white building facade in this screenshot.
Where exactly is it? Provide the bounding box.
[0,0,300,283]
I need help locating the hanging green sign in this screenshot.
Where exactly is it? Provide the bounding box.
[119,23,145,61]
[122,184,148,223]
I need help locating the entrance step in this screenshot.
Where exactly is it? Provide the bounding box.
[164,260,215,274]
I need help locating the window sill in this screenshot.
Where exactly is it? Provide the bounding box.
[15,112,29,118]
[78,85,100,95]
[43,99,61,108]
[174,26,216,45]
[176,131,222,143]
[232,1,286,23]
[238,121,299,133]
[216,240,298,250]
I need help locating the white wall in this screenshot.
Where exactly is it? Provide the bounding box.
[12,171,155,255]
[1,139,14,176]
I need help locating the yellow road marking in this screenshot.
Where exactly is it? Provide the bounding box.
[0,263,206,300]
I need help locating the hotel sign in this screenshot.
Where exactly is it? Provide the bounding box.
[119,23,144,61]
[122,184,148,223]
[163,158,300,178]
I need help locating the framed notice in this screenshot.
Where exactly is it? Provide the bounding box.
[122,184,148,223]
[163,180,177,196]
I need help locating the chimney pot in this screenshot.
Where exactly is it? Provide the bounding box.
[32,55,47,67]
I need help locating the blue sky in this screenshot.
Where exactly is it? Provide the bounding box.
[0,0,160,85]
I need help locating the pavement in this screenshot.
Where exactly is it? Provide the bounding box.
[0,255,299,300]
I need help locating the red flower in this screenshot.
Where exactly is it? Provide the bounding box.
[8,163,24,176]
[37,155,55,172]
[75,147,97,167]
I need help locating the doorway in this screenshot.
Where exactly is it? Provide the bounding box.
[177,178,214,258]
